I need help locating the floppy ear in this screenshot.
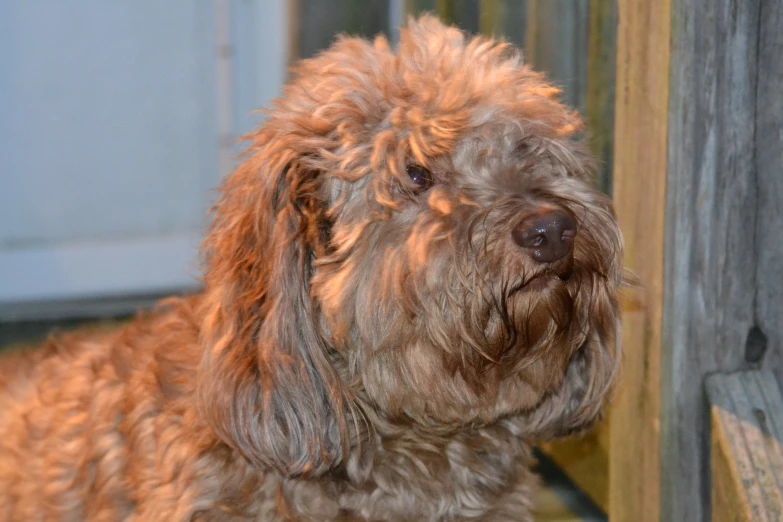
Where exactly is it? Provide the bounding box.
[196,124,356,477]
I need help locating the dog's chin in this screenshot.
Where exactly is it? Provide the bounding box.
[520,273,569,294]
[514,250,575,289]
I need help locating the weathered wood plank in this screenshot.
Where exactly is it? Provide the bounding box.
[608,0,670,520]
[706,371,783,522]
[755,0,783,384]
[662,0,763,519]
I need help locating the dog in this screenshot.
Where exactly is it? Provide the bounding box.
[0,16,622,521]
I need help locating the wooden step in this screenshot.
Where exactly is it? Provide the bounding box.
[706,371,783,522]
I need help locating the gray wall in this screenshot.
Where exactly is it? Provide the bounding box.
[0,0,287,315]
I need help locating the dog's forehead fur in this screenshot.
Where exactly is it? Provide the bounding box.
[288,17,578,137]
[268,16,583,193]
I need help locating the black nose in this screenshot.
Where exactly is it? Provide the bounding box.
[512,210,576,263]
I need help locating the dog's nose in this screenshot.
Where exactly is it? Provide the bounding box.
[512,210,576,263]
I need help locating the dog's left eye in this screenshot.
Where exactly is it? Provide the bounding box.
[406,165,433,192]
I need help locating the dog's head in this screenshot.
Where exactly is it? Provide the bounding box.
[197,16,622,477]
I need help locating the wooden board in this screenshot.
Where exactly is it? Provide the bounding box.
[661,0,770,519]
[754,0,783,382]
[706,371,783,522]
[608,0,670,520]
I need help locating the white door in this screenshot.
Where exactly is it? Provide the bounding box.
[0,0,287,319]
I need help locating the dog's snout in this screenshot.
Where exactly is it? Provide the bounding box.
[512,210,576,263]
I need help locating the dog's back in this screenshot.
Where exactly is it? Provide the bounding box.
[0,297,221,520]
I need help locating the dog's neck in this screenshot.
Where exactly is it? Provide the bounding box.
[311,413,536,520]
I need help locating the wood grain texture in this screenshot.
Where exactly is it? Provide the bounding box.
[662,0,765,519]
[706,372,783,522]
[609,0,670,520]
[755,0,783,385]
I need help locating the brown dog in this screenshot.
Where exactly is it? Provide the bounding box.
[0,16,622,521]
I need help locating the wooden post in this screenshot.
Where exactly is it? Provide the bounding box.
[662,0,772,519]
[754,0,783,382]
[609,0,670,520]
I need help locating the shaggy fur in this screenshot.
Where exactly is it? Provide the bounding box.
[0,17,623,521]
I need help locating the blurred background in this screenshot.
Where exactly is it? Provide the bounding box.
[0,2,612,520]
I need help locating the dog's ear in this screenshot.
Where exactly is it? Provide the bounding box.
[196,125,356,477]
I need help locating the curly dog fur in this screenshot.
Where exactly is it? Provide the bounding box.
[0,17,623,521]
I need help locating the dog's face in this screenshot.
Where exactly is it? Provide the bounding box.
[198,17,622,476]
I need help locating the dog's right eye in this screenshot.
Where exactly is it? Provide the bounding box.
[406,165,433,193]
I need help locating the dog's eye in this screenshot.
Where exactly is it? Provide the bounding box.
[406,165,433,192]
